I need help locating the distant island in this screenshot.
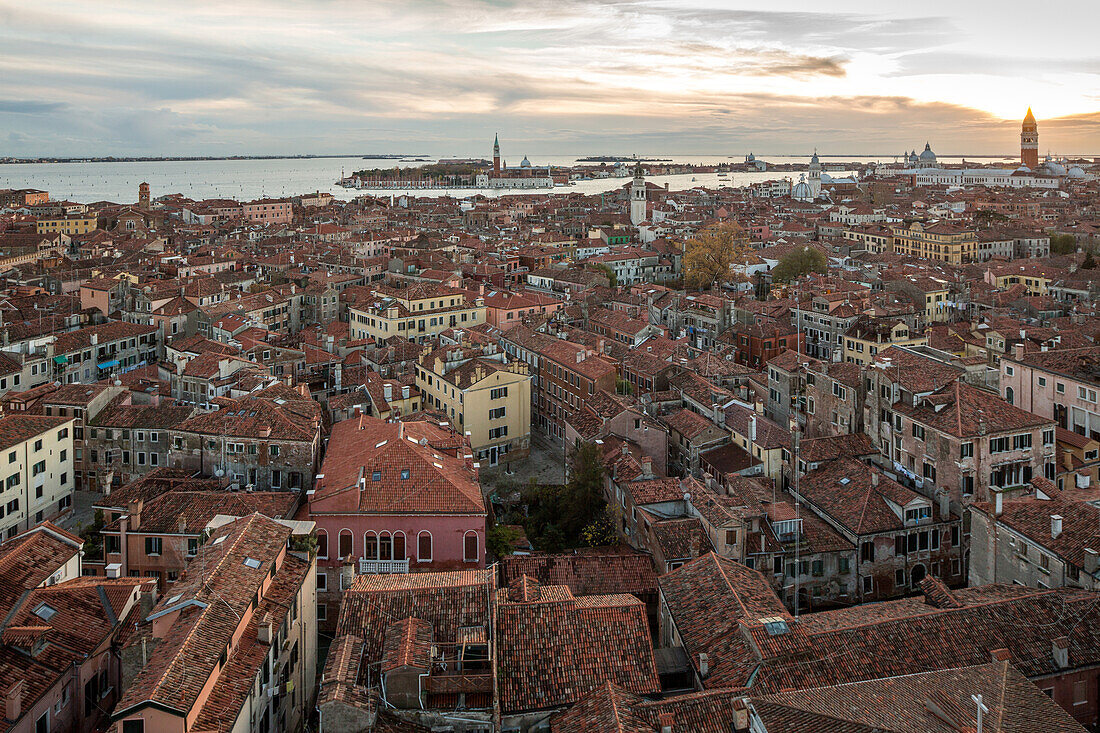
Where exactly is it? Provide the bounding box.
[0,154,427,165]
[576,156,673,163]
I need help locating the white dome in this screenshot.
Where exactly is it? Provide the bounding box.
[1067,166,1086,179]
[791,176,814,202]
[520,155,531,168]
[919,142,937,162]
[1015,165,1032,174]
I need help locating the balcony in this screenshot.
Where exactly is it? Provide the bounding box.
[359,558,409,574]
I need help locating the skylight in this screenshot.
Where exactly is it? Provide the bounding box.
[761,618,789,637]
[212,535,227,545]
[243,557,262,569]
[166,594,183,606]
[33,603,57,622]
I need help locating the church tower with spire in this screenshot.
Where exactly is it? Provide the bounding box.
[493,133,501,175]
[630,165,647,226]
[808,150,822,198]
[1021,108,1039,169]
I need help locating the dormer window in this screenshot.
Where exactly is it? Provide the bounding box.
[905,505,932,524]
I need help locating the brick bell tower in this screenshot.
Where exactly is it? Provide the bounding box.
[1021,108,1039,169]
[138,181,150,210]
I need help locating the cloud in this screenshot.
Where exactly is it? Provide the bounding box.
[0,99,68,114]
[0,0,1096,155]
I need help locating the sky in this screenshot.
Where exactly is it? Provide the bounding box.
[1,0,1099,157]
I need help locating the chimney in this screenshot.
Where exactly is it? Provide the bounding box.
[658,712,674,733]
[640,456,653,477]
[871,472,879,487]
[128,498,143,531]
[732,697,750,732]
[177,513,187,534]
[990,648,1011,662]
[105,563,121,579]
[994,491,1003,517]
[5,680,23,721]
[750,415,757,443]
[340,558,355,590]
[1013,342,1024,361]
[383,383,392,402]
[257,613,274,645]
[401,385,409,400]
[1085,548,1099,575]
[621,443,629,456]
[1052,515,1063,539]
[698,652,709,679]
[1053,636,1070,669]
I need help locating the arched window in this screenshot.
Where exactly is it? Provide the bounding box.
[316,529,328,559]
[338,529,353,560]
[364,531,378,561]
[393,532,406,561]
[417,531,432,563]
[379,532,392,561]
[463,531,479,563]
[1005,386,1014,405]
[911,563,927,586]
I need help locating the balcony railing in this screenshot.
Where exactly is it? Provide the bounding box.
[359,558,409,574]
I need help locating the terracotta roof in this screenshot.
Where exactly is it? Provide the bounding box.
[500,550,657,598]
[312,416,484,516]
[494,579,660,714]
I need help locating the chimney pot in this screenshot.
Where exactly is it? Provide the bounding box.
[994,491,1003,517]
[1053,636,1070,669]
[698,652,709,679]
[1052,515,1063,539]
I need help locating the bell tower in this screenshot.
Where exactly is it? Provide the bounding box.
[1021,108,1039,169]
[630,165,647,226]
[138,182,150,210]
[493,133,501,175]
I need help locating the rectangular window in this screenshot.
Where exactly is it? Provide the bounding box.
[464,533,478,562]
[1013,433,1032,450]
[145,537,162,556]
[316,571,328,592]
[488,407,506,420]
[418,533,432,562]
[960,442,974,459]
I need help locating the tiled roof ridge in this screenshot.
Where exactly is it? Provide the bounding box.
[752,698,896,732]
[807,586,1061,635]
[710,553,752,622]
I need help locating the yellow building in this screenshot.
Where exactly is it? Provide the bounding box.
[989,267,1051,296]
[842,317,927,365]
[891,221,978,264]
[349,284,486,344]
[416,343,532,466]
[36,214,97,235]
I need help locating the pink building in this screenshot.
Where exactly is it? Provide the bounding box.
[309,415,487,627]
[241,198,293,224]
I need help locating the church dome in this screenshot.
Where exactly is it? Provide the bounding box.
[1015,165,1032,174]
[1067,165,1086,179]
[520,155,531,168]
[1038,156,1066,176]
[919,142,937,163]
[791,175,814,202]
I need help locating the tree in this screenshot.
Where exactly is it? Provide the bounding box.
[1083,251,1097,270]
[562,441,607,538]
[487,523,522,559]
[591,263,618,287]
[683,222,752,290]
[1050,233,1078,256]
[771,246,827,284]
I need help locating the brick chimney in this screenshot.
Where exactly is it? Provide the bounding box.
[177,513,187,534]
[5,680,23,721]
[128,498,143,531]
[658,712,674,733]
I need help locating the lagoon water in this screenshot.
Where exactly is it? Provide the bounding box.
[0,154,987,204]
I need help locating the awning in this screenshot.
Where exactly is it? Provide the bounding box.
[97,360,120,369]
[52,356,67,365]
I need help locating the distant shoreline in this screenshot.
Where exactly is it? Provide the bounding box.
[0,154,426,165]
